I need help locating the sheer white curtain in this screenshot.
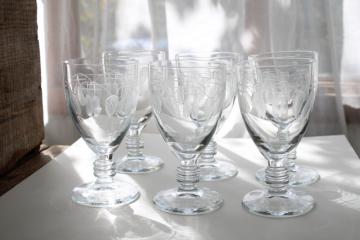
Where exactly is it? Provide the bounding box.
[38,0,80,145]
[38,0,360,154]
[272,0,346,136]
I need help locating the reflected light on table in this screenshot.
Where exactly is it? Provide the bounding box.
[326,173,360,190]
[95,207,174,240]
[331,189,360,212]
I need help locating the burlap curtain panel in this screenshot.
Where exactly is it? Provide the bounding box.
[0,0,43,175]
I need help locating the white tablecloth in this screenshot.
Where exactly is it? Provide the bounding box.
[1,134,359,240]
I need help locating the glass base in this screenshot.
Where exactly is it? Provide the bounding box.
[72,181,140,208]
[199,160,238,181]
[242,189,315,218]
[255,165,320,187]
[153,187,223,215]
[117,155,164,174]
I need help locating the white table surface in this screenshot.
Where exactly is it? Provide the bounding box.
[1,134,360,240]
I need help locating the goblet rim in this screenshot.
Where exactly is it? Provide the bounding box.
[249,50,318,59]
[150,61,225,71]
[246,57,315,69]
[64,57,138,67]
[176,51,242,61]
[102,49,166,58]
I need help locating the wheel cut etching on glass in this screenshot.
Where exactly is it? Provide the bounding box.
[150,62,226,215]
[239,57,317,217]
[65,59,140,208]
[175,52,240,181]
[249,51,320,187]
[103,51,165,174]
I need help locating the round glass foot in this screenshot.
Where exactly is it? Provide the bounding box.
[255,165,320,187]
[242,189,315,218]
[200,160,238,181]
[153,187,223,215]
[72,181,140,208]
[117,155,164,174]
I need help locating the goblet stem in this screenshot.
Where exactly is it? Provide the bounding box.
[199,138,238,181]
[118,123,163,174]
[287,149,297,172]
[72,152,140,207]
[255,147,320,186]
[199,140,217,164]
[176,153,200,191]
[265,153,289,195]
[243,151,314,217]
[153,151,223,215]
[94,154,116,183]
[126,125,145,160]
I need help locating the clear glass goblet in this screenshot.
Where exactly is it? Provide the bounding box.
[249,51,320,186]
[175,52,240,181]
[150,61,226,215]
[64,58,140,207]
[103,50,165,174]
[238,57,317,217]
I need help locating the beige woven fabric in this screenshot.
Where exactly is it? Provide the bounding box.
[0,0,43,175]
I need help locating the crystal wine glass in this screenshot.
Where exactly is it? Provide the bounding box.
[249,51,319,186]
[238,57,317,217]
[175,52,240,181]
[64,58,140,207]
[150,61,226,215]
[103,50,165,174]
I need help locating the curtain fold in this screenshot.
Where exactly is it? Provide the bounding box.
[39,0,81,145]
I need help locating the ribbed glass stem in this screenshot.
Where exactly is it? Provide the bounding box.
[126,125,145,160]
[94,154,115,183]
[199,139,217,164]
[176,153,199,191]
[287,148,297,172]
[265,153,289,194]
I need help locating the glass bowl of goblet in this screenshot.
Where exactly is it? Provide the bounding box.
[64,58,140,207]
[238,57,317,217]
[175,52,241,181]
[149,61,226,215]
[249,51,320,187]
[103,50,165,174]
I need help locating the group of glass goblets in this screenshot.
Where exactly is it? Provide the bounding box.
[64,50,319,218]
